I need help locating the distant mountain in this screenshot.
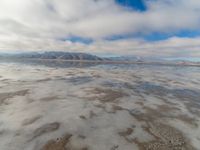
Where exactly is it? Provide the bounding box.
[0,52,199,66]
[0,52,104,61]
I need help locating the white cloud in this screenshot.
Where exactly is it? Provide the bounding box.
[0,0,200,57]
[0,36,200,58]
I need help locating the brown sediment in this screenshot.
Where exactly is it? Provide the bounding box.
[57,77,67,81]
[31,122,60,140]
[90,72,101,78]
[112,105,124,113]
[191,81,199,84]
[78,134,86,139]
[41,134,89,150]
[184,102,200,117]
[128,108,161,123]
[40,96,60,102]
[86,87,127,103]
[150,123,186,145]
[127,105,196,149]
[92,74,101,78]
[22,115,42,126]
[41,134,72,150]
[0,89,29,105]
[65,72,76,76]
[118,128,133,137]
[154,104,180,112]
[118,128,134,143]
[135,101,144,106]
[54,76,62,78]
[1,79,9,82]
[132,75,141,80]
[171,81,183,85]
[110,145,119,150]
[133,123,196,150]
[15,131,21,136]
[133,138,170,150]
[177,115,198,127]
[68,76,93,85]
[137,104,197,127]
[128,103,197,129]
[36,78,52,82]
[129,104,180,123]
[79,110,97,120]
[94,103,125,114]
[123,104,197,149]
[79,115,87,120]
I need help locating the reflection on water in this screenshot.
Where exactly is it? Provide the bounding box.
[0,58,100,68]
[0,60,200,150]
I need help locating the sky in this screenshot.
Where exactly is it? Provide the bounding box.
[0,0,200,58]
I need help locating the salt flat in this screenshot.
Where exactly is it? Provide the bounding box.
[0,62,200,150]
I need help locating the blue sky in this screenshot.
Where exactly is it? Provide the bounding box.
[0,0,200,59]
[108,0,200,42]
[68,0,200,44]
[116,0,147,11]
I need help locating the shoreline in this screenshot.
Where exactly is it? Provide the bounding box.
[1,58,200,67]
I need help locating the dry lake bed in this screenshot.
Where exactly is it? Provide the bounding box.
[0,61,200,150]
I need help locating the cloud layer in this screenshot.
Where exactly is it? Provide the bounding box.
[0,0,200,57]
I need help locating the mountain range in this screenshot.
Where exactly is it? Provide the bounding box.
[0,51,199,66]
[0,52,104,61]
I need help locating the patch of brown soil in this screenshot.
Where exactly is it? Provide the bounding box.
[129,104,180,123]
[87,88,127,103]
[124,104,196,149]
[79,111,97,120]
[94,103,125,114]
[22,115,42,126]
[79,115,87,120]
[134,123,196,150]
[118,128,133,137]
[118,128,134,143]
[110,145,119,150]
[40,96,60,102]
[111,105,124,113]
[0,89,29,105]
[41,134,88,150]
[36,78,52,82]
[177,115,198,127]
[184,102,200,117]
[130,104,197,127]
[41,134,72,150]
[31,122,60,140]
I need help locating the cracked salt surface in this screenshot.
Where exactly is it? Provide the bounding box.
[0,62,200,150]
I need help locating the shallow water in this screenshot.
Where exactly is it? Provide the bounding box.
[0,61,200,150]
